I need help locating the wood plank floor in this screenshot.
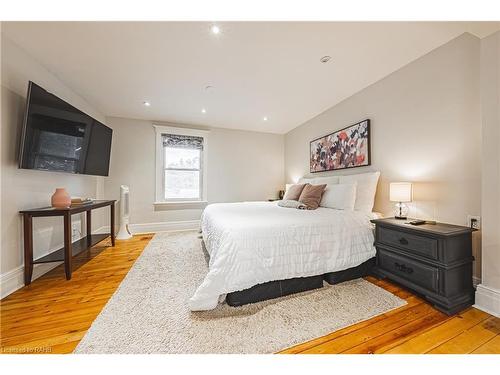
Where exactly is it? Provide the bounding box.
[1,234,499,354]
[0,234,154,354]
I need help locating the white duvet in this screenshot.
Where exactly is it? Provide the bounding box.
[189,201,377,311]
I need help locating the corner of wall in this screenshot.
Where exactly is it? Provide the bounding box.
[475,30,500,317]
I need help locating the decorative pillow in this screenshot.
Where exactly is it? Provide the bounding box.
[298,184,327,210]
[283,183,307,201]
[338,171,380,212]
[320,183,357,210]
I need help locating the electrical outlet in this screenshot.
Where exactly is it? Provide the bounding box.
[72,222,80,240]
[467,215,481,230]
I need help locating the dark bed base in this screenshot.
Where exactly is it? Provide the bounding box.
[323,257,376,285]
[225,257,376,307]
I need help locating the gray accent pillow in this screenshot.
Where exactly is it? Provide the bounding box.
[277,200,307,209]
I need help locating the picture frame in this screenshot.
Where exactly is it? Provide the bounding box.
[310,119,371,173]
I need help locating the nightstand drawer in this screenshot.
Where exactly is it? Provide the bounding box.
[378,249,439,293]
[378,226,438,259]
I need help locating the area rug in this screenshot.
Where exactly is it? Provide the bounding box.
[74,231,406,354]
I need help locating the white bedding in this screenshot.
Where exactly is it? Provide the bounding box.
[189,201,378,311]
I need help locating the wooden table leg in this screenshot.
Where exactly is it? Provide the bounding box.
[63,212,72,280]
[23,214,34,286]
[110,203,115,246]
[86,210,92,247]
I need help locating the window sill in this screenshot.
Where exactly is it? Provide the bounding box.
[153,201,208,210]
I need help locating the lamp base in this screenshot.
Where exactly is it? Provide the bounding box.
[394,202,409,220]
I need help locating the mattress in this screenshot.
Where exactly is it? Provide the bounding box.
[189,201,378,311]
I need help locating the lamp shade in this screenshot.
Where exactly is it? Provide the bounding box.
[390,182,413,202]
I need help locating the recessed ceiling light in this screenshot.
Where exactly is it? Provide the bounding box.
[263,116,268,121]
[320,56,332,63]
[143,101,151,107]
[205,85,215,92]
[201,108,207,114]
[210,25,221,35]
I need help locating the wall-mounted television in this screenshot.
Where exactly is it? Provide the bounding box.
[18,81,112,176]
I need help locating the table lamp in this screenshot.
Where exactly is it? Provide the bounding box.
[390,182,412,220]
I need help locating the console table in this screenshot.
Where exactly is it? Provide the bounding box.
[20,200,116,285]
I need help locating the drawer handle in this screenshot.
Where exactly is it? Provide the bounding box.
[394,262,414,274]
[398,237,409,245]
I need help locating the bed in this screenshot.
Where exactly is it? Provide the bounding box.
[189,200,380,311]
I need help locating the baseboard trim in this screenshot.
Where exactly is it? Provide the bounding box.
[96,220,200,235]
[1,220,201,299]
[474,284,500,317]
[473,276,481,288]
[0,262,60,299]
[132,220,200,233]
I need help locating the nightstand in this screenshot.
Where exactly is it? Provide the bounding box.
[370,218,475,315]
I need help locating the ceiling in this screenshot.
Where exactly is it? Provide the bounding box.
[3,22,500,134]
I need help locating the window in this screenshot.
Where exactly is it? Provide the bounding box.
[163,134,203,200]
[154,126,208,207]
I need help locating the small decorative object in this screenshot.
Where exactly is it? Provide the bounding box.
[390,182,412,220]
[51,188,71,208]
[310,119,370,172]
[278,190,285,200]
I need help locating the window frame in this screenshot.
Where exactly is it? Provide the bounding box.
[154,125,209,209]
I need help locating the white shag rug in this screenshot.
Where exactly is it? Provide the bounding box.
[75,231,405,354]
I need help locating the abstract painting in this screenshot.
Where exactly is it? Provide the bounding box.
[310,119,370,173]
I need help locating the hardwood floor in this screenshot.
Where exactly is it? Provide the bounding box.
[1,234,499,354]
[280,280,499,354]
[0,234,154,354]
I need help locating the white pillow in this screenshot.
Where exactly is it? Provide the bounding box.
[339,171,380,212]
[299,176,340,185]
[312,175,340,185]
[320,183,357,210]
[298,178,315,184]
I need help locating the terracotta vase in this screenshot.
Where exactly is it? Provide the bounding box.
[51,188,71,208]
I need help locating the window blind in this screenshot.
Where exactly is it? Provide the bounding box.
[162,134,204,150]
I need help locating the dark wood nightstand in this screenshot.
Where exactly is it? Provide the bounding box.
[370,218,475,315]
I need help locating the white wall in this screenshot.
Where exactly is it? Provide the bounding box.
[285,33,481,224]
[476,31,500,317]
[0,33,107,297]
[104,117,285,228]
[285,33,482,279]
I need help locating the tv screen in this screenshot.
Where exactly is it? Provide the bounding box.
[18,81,112,176]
